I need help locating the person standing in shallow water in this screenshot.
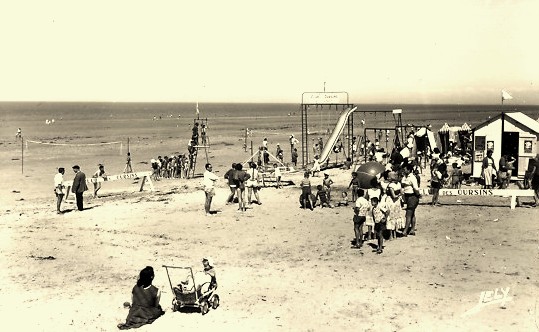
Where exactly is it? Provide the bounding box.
[118,266,164,330]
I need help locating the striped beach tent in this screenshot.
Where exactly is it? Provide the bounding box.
[439,123,451,133]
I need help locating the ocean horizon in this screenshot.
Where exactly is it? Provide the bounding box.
[1,101,538,141]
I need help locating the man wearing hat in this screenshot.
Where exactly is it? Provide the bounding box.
[72,165,88,211]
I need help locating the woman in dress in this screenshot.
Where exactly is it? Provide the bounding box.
[401,164,420,236]
[385,171,404,238]
[118,266,164,330]
[481,150,496,189]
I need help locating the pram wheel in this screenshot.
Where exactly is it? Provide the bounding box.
[201,300,209,315]
[211,294,220,309]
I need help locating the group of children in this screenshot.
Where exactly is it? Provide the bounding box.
[430,154,466,205]
[352,184,404,255]
[299,172,337,210]
[299,168,408,254]
[150,154,192,180]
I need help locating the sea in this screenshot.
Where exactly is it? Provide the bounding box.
[1,102,539,141]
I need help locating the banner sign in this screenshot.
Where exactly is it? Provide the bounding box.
[302,92,348,105]
[63,171,152,186]
[418,188,535,209]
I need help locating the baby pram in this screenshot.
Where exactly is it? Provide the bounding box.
[162,265,219,315]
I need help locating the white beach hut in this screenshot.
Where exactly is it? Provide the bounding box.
[472,112,539,179]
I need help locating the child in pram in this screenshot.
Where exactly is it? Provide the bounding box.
[175,257,217,298]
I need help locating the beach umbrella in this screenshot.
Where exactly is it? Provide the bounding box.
[461,122,471,131]
[356,161,385,189]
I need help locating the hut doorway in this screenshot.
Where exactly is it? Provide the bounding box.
[502,132,519,171]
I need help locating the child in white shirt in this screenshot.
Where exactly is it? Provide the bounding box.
[353,189,370,248]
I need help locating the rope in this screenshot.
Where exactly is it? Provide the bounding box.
[26,140,122,146]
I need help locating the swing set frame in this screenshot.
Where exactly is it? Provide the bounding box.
[300,91,354,168]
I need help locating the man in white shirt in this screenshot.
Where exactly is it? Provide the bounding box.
[203,163,219,216]
[54,167,65,214]
[289,135,299,154]
[92,164,106,198]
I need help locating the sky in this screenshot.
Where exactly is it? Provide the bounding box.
[1,0,538,104]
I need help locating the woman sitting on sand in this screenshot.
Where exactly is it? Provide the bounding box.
[118,266,164,330]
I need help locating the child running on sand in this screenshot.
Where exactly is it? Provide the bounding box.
[371,196,388,254]
[353,188,370,248]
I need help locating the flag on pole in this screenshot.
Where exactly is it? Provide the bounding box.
[196,102,200,116]
[501,90,513,101]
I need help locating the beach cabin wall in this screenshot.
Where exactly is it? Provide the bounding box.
[472,112,539,179]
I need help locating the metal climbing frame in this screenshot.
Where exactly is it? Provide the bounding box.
[189,117,210,178]
[300,91,354,168]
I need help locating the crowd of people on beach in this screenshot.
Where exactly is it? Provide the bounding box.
[203,161,287,216]
[43,120,539,330]
[299,154,421,254]
[149,155,192,180]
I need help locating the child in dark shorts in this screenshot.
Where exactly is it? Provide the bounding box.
[371,196,388,254]
[451,163,463,189]
[315,185,332,208]
[353,189,370,248]
[348,172,360,202]
[300,172,314,210]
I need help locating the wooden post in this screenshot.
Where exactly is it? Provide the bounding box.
[21,137,24,174]
[244,128,248,152]
[510,195,517,210]
[139,176,147,192]
[64,186,71,201]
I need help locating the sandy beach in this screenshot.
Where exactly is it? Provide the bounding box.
[1,103,538,331]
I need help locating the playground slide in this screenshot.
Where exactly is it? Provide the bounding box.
[317,107,358,164]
